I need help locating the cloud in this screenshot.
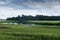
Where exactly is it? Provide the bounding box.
[0,7,60,19]
[0,7,43,19]
[0,0,60,9]
[0,1,8,5]
[0,7,19,19]
[0,1,6,4]
[22,0,60,9]
[0,0,60,19]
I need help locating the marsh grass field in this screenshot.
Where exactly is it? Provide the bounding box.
[0,20,60,40]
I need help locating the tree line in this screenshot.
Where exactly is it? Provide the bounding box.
[7,15,60,21]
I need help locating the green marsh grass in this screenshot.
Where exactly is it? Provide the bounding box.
[0,20,60,40]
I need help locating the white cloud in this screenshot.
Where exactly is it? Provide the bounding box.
[0,7,60,19]
[0,7,48,19]
[52,5,60,9]
[0,7,19,19]
[0,1,7,5]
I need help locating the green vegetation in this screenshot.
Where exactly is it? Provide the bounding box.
[29,21,60,23]
[0,20,16,23]
[0,20,60,40]
[28,21,60,26]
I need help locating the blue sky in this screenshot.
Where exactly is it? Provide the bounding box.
[0,0,60,19]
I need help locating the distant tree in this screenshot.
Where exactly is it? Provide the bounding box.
[7,15,60,22]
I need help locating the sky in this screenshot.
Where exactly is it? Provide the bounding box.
[0,0,60,19]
